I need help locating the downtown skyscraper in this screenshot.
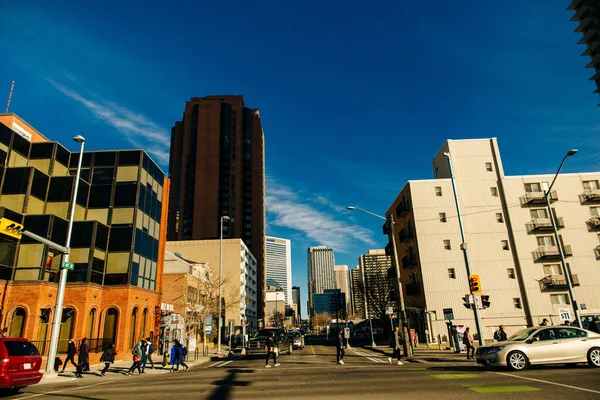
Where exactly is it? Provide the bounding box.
[168,95,266,319]
[307,246,336,317]
[265,236,292,304]
[568,0,600,102]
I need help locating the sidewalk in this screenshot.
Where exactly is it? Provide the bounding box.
[38,355,212,386]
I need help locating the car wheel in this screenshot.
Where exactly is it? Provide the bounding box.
[587,347,600,368]
[507,351,528,371]
[9,387,25,394]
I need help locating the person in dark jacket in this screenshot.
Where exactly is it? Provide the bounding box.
[75,338,89,378]
[589,317,600,334]
[99,343,116,376]
[387,327,404,365]
[494,325,508,342]
[335,328,345,365]
[61,339,78,373]
[265,332,280,368]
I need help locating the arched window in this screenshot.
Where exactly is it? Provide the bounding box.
[102,308,118,350]
[59,307,75,341]
[86,308,96,339]
[9,307,26,338]
[141,308,148,339]
[130,308,138,348]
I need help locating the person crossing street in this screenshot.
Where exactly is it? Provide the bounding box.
[265,331,280,368]
[335,328,345,365]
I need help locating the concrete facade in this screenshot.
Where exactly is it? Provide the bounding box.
[165,239,258,333]
[387,138,600,343]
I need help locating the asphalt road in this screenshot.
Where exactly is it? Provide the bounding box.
[5,336,600,400]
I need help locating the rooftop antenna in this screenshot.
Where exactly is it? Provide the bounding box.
[5,81,15,113]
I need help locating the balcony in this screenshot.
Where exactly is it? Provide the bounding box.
[526,217,564,233]
[395,199,410,217]
[595,245,600,259]
[538,274,580,291]
[587,216,600,229]
[532,245,573,261]
[579,188,600,203]
[399,227,414,242]
[405,282,421,296]
[520,190,557,206]
[402,254,418,269]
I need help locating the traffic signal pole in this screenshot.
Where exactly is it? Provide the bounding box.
[444,153,485,346]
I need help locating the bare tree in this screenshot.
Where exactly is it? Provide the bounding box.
[357,268,394,321]
[311,312,331,331]
[269,310,285,328]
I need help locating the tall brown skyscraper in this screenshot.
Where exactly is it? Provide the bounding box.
[168,95,266,320]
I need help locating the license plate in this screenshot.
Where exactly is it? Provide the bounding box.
[23,363,31,370]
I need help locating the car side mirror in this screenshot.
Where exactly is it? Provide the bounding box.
[526,337,539,344]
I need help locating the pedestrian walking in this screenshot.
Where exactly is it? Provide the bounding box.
[540,318,549,326]
[61,339,78,373]
[463,328,475,359]
[387,327,404,365]
[265,332,280,368]
[493,325,507,342]
[169,339,189,371]
[75,338,89,378]
[335,328,345,365]
[127,341,143,375]
[145,337,155,369]
[179,340,189,371]
[99,343,116,377]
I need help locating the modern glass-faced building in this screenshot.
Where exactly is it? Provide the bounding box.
[0,114,169,363]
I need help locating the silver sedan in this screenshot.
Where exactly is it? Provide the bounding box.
[475,326,600,371]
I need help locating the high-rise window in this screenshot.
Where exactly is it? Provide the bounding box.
[443,240,451,250]
[543,264,562,276]
[551,294,569,305]
[501,240,510,250]
[485,162,493,172]
[507,268,515,279]
[513,298,522,309]
[439,213,447,223]
[537,236,555,247]
[496,213,504,223]
[490,187,498,197]
[435,187,442,196]
[447,268,456,279]
[531,209,549,219]
[583,180,599,190]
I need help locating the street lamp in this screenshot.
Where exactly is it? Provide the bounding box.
[45,135,85,374]
[347,206,411,356]
[217,215,230,354]
[544,149,580,327]
[443,152,485,346]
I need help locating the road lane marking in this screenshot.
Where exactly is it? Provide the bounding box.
[491,372,600,395]
[19,380,114,399]
[430,374,479,380]
[351,349,385,363]
[209,361,226,368]
[217,355,245,367]
[470,386,539,393]
[310,345,316,356]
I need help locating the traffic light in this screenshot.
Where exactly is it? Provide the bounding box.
[0,218,23,239]
[39,308,51,324]
[45,252,54,272]
[481,295,490,309]
[469,274,482,294]
[462,295,473,309]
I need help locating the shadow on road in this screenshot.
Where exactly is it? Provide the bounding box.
[208,368,255,400]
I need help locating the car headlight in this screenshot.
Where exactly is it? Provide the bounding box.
[492,346,505,352]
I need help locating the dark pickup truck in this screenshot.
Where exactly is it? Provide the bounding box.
[245,328,293,356]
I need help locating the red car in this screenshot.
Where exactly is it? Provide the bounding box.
[0,338,43,393]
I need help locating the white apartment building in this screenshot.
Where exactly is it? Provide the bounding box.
[387,138,600,343]
[166,239,258,333]
[265,236,292,304]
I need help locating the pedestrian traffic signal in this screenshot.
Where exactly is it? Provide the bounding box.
[469,274,482,294]
[0,218,23,239]
[39,307,51,324]
[462,295,473,309]
[45,252,54,272]
[481,295,490,309]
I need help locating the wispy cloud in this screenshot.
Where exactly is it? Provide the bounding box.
[266,175,377,253]
[46,78,170,165]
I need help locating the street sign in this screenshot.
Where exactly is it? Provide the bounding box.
[558,308,571,322]
[443,308,454,320]
[61,261,74,270]
[344,328,350,338]
[386,306,394,315]
[205,316,213,333]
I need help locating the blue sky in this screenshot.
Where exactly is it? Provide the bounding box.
[1,1,598,319]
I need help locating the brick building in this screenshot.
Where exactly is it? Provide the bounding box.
[0,114,169,364]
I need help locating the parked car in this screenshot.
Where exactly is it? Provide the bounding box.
[476,326,600,371]
[245,328,293,356]
[288,331,305,350]
[0,338,43,393]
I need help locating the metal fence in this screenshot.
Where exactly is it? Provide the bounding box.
[29,338,112,356]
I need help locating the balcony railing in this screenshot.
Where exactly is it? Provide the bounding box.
[405,282,421,296]
[532,245,572,261]
[538,274,580,290]
[587,216,600,229]
[526,217,564,233]
[395,199,410,217]
[402,254,418,269]
[399,228,414,242]
[520,190,557,206]
[579,188,600,203]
